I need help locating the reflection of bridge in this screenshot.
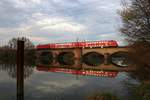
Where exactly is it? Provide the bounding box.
[36,66,119,78]
[36,40,134,71]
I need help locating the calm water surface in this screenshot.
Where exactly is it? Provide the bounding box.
[0,64,139,100]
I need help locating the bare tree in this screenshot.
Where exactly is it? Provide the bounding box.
[120,0,150,42]
[119,0,150,81]
[8,37,34,49]
[0,37,35,64]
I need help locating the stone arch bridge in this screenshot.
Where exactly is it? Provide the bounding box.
[36,47,134,71]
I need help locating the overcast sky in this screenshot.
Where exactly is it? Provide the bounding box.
[0,0,127,46]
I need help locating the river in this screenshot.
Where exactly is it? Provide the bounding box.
[0,64,139,100]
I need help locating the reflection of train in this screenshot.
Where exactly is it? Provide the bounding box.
[36,40,118,49]
[36,66,118,78]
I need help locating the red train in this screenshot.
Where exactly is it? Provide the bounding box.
[36,40,118,49]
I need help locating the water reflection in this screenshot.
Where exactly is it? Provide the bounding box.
[0,64,34,79]
[36,66,118,78]
[0,63,139,100]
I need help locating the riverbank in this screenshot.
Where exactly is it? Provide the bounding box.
[85,82,150,100]
[86,92,119,100]
[130,82,150,100]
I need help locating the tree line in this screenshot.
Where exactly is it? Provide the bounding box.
[0,37,36,65]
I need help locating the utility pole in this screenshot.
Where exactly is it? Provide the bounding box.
[17,40,24,100]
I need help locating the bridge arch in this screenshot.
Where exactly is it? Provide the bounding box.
[110,51,133,67]
[38,51,53,65]
[57,52,75,66]
[82,52,104,66]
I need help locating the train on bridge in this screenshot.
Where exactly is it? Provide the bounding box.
[36,40,133,71]
[36,40,118,49]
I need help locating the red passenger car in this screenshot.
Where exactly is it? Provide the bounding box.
[36,40,118,49]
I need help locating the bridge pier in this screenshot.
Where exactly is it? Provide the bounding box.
[104,53,110,65]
